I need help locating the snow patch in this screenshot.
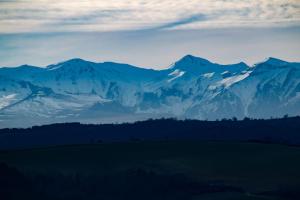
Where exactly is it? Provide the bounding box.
[217,72,250,88]
[203,72,215,78]
[168,69,185,82]
[221,71,229,75]
[0,94,17,109]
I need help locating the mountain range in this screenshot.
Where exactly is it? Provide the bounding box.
[0,55,299,128]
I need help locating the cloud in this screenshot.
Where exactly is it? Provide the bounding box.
[0,0,299,33]
[152,14,207,30]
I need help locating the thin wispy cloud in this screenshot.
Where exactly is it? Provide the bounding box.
[0,0,299,33]
[153,14,207,30]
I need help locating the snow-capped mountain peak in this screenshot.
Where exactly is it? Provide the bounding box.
[0,56,299,128]
[169,55,250,78]
[178,55,212,65]
[171,55,212,71]
[254,57,288,67]
[263,57,288,66]
[46,58,94,71]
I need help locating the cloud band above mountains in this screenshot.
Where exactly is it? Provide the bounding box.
[0,0,299,33]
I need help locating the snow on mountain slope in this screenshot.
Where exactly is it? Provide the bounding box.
[210,57,300,118]
[0,76,33,110]
[134,55,250,117]
[243,58,300,118]
[0,55,299,128]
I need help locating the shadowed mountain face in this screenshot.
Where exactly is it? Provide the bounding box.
[0,55,300,128]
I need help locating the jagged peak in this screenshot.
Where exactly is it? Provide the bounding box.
[265,57,288,65]
[255,57,288,67]
[18,64,37,68]
[169,55,213,72]
[53,58,91,65]
[177,54,212,65]
[226,61,249,69]
[7,64,40,69]
[170,55,251,76]
[251,57,300,74]
[46,58,94,70]
[236,62,248,67]
[0,64,43,71]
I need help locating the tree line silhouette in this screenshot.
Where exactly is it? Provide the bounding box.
[0,116,300,149]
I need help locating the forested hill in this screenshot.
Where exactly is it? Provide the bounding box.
[0,117,300,149]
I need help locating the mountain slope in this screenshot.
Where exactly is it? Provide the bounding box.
[0,56,299,128]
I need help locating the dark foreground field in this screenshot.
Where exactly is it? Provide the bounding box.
[1,141,300,200]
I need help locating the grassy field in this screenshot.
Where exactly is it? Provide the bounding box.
[1,141,300,199]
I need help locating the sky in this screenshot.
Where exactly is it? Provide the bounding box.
[0,0,300,69]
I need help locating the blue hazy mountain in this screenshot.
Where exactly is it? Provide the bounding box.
[0,55,299,128]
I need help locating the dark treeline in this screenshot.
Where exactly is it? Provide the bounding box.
[1,116,300,149]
